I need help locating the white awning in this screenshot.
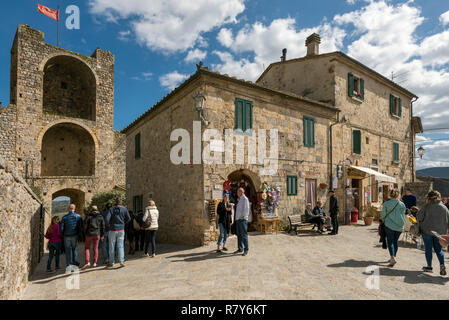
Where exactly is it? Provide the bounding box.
[349,165,397,183]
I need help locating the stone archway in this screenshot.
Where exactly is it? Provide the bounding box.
[52,188,86,217]
[42,54,97,121]
[41,122,96,177]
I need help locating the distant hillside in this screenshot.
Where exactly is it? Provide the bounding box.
[417,167,449,178]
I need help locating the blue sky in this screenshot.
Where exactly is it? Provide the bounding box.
[0,0,449,169]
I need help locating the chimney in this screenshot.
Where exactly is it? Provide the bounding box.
[305,33,321,57]
[280,48,287,62]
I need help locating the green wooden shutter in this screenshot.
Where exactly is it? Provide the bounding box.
[245,100,253,131]
[303,117,315,147]
[398,98,402,117]
[389,94,395,115]
[348,73,354,97]
[393,142,399,163]
[353,130,361,154]
[235,99,243,130]
[360,78,365,101]
[135,133,141,159]
[287,175,298,196]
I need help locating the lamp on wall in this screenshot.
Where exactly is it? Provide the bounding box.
[193,92,209,126]
[417,146,425,159]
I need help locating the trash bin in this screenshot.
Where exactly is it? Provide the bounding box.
[351,208,359,223]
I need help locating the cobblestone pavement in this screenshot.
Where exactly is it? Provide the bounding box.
[23,223,449,300]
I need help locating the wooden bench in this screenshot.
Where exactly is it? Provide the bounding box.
[288,215,317,235]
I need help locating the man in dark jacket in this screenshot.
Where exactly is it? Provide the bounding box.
[60,204,83,270]
[105,198,130,268]
[402,188,418,210]
[82,206,105,269]
[328,190,339,235]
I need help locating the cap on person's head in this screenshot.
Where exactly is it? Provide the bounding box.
[328,190,335,194]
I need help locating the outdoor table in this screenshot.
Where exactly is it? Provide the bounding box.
[259,217,280,234]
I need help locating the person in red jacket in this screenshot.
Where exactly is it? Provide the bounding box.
[45,216,62,273]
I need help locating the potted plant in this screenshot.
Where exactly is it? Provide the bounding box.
[363,207,375,226]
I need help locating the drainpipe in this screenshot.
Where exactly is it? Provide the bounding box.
[329,112,341,187]
[410,96,418,183]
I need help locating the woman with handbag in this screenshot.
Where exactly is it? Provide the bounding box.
[216,194,232,253]
[142,200,159,258]
[380,189,406,267]
[417,190,449,275]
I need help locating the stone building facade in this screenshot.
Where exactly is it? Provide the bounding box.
[0,25,126,220]
[124,68,338,245]
[124,33,422,246]
[257,34,423,220]
[0,156,45,300]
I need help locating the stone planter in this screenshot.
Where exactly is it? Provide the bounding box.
[363,216,374,226]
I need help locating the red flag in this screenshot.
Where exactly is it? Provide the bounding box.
[37,4,59,21]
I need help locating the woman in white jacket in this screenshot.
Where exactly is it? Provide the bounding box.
[142,200,159,257]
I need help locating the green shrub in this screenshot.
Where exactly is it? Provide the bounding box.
[87,190,126,213]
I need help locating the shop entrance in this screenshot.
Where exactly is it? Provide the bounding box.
[227,170,258,230]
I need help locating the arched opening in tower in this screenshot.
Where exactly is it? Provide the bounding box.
[41,123,95,177]
[42,55,96,121]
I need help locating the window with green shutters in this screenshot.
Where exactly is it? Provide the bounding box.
[389,94,402,118]
[133,195,143,213]
[135,133,141,159]
[353,130,361,154]
[393,142,399,163]
[287,175,298,196]
[303,116,315,147]
[348,73,365,101]
[235,98,253,133]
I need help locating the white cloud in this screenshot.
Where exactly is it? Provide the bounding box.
[346,0,356,4]
[159,71,189,90]
[440,10,449,26]
[217,28,234,47]
[132,72,153,81]
[89,0,245,52]
[213,18,345,81]
[118,30,131,41]
[184,49,207,63]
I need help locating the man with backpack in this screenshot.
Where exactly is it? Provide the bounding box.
[105,198,131,268]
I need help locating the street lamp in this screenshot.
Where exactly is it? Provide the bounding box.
[417,146,425,159]
[193,92,209,126]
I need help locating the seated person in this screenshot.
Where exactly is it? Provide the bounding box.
[313,201,331,230]
[305,203,324,233]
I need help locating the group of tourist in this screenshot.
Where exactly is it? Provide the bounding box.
[380,188,449,276]
[303,190,340,235]
[44,198,159,273]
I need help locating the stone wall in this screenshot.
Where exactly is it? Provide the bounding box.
[0,24,126,218]
[405,180,433,209]
[0,157,46,300]
[126,78,205,245]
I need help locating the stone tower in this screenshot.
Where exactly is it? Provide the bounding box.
[0,25,125,216]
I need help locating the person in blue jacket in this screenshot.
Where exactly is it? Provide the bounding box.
[60,204,83,271]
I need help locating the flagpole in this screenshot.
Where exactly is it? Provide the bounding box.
[57,5,60,47]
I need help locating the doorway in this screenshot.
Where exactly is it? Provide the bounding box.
[228,170,258,230]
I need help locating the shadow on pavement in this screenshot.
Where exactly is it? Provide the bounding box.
[327,259,389,268]
[167,250,245,262]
